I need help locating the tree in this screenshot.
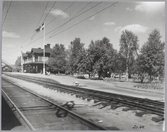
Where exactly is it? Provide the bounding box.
[48,44,67,74]
[114,53,126,74]
[134,54,148,83]
[78,53,93,78]
[136,29,165,81]
[87,37,117,78]
[14,56,21,72]
[15,56,21,66]
[67,38,86,74]
[119,30,139,80]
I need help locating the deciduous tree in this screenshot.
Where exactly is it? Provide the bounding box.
[119,30,139,80]
[136,29,165,81]
[48,44,66,74]
[15,56,21,66]
[87,37,117,78]
[67,38,86,74]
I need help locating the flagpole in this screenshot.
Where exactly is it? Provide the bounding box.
[43,23,45,75]
[21,46,23,73]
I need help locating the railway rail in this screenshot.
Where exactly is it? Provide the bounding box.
[3,74,164,120]
[2,78,106,130]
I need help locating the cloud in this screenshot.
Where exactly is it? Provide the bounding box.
[114,26,122,32]
[90,16,95,20]
[126,7,132,11]
[135,2,165,13]
[135,4,148,12]
[103,28,109,31]
[103,22,115,26]
[50,9,69,18]
[120,24,148,33]
[3,31,20,38]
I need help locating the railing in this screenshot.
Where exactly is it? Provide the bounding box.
[24,58,33,63]
[24,57,49,63]
[37,56,49,62]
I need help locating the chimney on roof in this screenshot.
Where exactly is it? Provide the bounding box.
[45,44,50,49]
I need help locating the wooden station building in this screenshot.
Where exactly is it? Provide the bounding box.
[22,44,51,73]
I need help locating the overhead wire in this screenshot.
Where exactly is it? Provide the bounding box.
[19,1,54,47]
[19,2,50,47]
[2,1,7,26]
[19,2,75,48]
[3,1,6,12]
[50,2,118,38]
[23,2,102,48]
[20,2,49,46]
[2,1,12,27]
[49,2,102,38]
[29,1,49,42]
[42,1,56,24]
[46,2,75,26]
[22,2,118,48]
[25,2,90,48]
[49,2,92,38]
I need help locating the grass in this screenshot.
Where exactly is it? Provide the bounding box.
[103,77,164,90]
[134,83,164,90]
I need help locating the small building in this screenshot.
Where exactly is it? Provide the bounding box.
[22,44,51,73]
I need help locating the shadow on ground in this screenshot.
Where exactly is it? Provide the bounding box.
[2,96,22,130]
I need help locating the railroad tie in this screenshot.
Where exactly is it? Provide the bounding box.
[152,116,164,123]
[135,111,148,117]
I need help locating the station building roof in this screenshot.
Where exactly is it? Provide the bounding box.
[22,44,52,57]
[31,48,51,54]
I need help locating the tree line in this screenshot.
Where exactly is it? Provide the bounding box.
[48,29,165,82]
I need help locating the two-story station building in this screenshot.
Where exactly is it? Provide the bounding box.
[22,44,51,73]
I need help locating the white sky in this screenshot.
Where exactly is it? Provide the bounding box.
[2,1,165,64]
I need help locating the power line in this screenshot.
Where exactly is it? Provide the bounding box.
[2,1,12,27]
[23,2,97,48]
[30,1,49,42]
[47,2,102,38]
[30,2,101,44]
[32,2,90,47]
[19,1,54,47]
[50,2,118,38]
[49,2,92,38]
[46,2,75,26]
[36,2,49,30]
[72,2,92,20]
[42,1,56,24]
[29,2,91,48]
[3,1,6,12]
[23,2,118,48]
[29,2,56,48]
[49,2,102,38]
[19,2,75,47]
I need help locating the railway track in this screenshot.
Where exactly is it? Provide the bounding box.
[2,78,106,130]
[3,74,164,120]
